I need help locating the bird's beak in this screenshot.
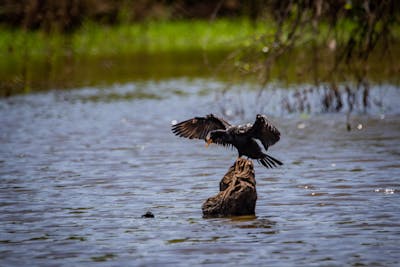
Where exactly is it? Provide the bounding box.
[206,138,213,147]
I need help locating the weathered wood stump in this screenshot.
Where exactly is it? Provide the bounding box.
[202,158,257,218]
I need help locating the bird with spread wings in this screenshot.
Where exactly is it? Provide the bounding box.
[171,114,282,168]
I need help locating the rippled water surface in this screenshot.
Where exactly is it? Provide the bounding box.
[1,80,400,266]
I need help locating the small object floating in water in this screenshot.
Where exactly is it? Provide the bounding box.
[297,122,306,129]
[141,211,155,218]
[374,188,395,195]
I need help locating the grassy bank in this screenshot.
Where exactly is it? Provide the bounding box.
[1,18,371,61]
[0,19,270,96]
[0,19,268,60]
[0,18,399,97]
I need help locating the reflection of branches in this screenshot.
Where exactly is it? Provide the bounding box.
[279,83,373,114]
[215,82,384,121]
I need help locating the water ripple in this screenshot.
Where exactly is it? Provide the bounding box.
[0,80,399,266]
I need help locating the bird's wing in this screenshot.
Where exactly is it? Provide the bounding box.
[171,114,230,140]
[247,114,280,150]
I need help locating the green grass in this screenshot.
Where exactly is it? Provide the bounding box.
[0,19,270,60]
[1,17,399,67]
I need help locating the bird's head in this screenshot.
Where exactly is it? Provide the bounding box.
[205,132,213,147]
[205,130,228,147]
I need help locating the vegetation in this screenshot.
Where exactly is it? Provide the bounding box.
[230,0,400,83]
[0,0,266,31]
[0,19,269,96]
[0,1,399,100]
[0,19,266,58]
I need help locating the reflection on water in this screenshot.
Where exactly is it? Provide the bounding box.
[0,80,399,266]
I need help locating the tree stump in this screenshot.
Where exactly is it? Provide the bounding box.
[202,158,257,218]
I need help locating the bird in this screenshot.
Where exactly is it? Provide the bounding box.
[171,114,283,168]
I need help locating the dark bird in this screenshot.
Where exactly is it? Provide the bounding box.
[171,114,283,168]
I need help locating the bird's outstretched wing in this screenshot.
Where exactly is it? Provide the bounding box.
[247,114,280,150]
[171,114,230,140]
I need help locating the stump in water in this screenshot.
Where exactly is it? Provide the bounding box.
[202,158,257,218]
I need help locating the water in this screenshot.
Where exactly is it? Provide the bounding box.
[1,80,400,266]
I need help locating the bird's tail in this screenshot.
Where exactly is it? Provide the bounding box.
[259,154,283,169]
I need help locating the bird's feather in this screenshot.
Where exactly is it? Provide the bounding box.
[247,114,280,150]
[171,114,230,140]
[259,154,283,168]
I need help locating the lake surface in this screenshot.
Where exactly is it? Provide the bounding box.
[1,80,399,266]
